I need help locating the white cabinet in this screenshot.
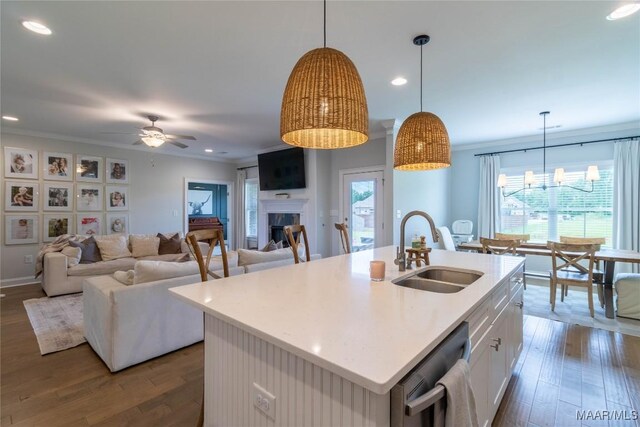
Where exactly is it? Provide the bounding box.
[468,264,524,427]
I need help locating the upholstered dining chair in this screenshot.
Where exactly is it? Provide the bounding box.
[495,232,531,242]
[334,223,351,254]
[186,229,229,280]
[558,236,605,307]
[185,229,229,427]
[284,224,311,264]
[548,241,598,317]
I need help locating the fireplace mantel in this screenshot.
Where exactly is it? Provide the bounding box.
[258,198,309,247]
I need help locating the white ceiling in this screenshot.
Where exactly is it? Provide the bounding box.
[1,1,638,160]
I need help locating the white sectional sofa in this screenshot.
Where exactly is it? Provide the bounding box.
[82,247,321,372]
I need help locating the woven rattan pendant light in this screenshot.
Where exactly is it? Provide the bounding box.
[280,0,368,149]
[394,35,451,170]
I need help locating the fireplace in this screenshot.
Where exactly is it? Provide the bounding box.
[268,213,300,247]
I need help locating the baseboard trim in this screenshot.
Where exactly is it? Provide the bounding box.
[1,276,40,288]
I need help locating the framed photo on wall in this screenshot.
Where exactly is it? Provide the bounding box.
[75,155,103,183]
[106,158,128,184]
[43,214,73,242]
[4,147,38,179]
[106,213,129,235]
[5,181,39,211]
[43,152,73,181]
[5,215,39,245]
[77,214,102,236]
[76,184,103,211]
[106,186,128,211]
[43,183,73,211]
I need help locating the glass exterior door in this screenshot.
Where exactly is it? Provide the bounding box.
[342,171,384,252]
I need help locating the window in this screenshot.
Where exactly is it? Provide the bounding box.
[245,179,258,237]
[500,163,613,246]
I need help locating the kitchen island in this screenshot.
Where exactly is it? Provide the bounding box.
[170,246,525,427]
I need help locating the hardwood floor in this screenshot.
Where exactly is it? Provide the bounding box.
[493,315,640,427]
[2,284,639,426]
[1,284,203,426]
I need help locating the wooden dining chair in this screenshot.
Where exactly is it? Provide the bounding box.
[334,223,351,254]
[495,233,531,242]
[480,237,520,255]
[185,229,229,427]
[548,242,598,317]
[558,236,605,307]
[284,224,310,264]
[185,229,229,281]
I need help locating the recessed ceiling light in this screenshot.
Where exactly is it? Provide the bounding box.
[205,149,213,153]
[22,21,52,35]
[606,3,640,20]
[2,115,19,121]
[391,77,408,86]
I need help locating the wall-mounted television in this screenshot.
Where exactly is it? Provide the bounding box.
[258,148,306,191]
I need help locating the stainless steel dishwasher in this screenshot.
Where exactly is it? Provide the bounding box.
[390,322,471,427]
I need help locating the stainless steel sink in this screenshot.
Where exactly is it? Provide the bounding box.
[392,266,483,293]
[416,268,482,285]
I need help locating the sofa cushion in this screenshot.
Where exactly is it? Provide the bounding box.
[237,248,293,267]
[137,253,190,262]
[69,236,102,264]
[95,235,132,261]
[61,246,82,267]
[130,235,160,257]
[68,257,137,276]
[134,260,201,284]
[157,233,182,254]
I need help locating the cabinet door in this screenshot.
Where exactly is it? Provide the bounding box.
[470,329,492,427]
[489,306,509,418]
[510,285,524,370]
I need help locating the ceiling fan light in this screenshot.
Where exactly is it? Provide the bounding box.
[141,136,164,148]
[553,168,565,184]
[280,47,369,149]
[394,112,451,170]
[586,165,600,181]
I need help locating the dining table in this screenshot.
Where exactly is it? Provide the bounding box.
[458,241,640,319]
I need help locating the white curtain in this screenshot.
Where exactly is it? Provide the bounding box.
[477,155,501,239]
[613,139,640,273]
[236,169,247,250]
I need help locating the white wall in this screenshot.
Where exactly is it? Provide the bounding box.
[1,132,236,286]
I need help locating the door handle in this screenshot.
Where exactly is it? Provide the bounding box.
[493,337,502,345]
[516,301,524,309]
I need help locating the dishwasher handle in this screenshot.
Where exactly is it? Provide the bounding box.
[405,337,471,417]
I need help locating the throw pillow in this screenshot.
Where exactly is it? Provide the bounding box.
[130,235,160,258]
[94,235,132,261]
[276,240,284,249]
[237,247,293,267]
[69,236,102,264]
[61,246,82,267]
[157,233,182,254]
[113,270,135,286]
[261,240,277,252]
[133,260,200,284]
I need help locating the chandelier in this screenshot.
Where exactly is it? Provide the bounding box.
[497,111,600,197]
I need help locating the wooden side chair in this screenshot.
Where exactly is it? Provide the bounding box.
[481,237,526,289]
[284,224,310,264]
[495,233,530,242]
[559,236,605,307]
[185,229,229,280]
[548,242,598,317]
[334,223,351,254]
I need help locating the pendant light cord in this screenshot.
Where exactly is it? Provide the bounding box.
[543,112,547,187]
[420,44,423,112]
[323,0,326,48]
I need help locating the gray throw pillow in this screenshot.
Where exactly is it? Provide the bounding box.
[157,233,182,254]
[261,240,277,252]
[69,236,102,264]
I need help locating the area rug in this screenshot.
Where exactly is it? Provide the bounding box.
[23,293,86,355]
[524,283,640,337]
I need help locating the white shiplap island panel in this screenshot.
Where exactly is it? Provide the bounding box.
[206,315,389,427]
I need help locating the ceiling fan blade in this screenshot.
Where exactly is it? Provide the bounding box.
[132,140,144,146]
[165,134,197,141]
[169,140,189,149]
[100,131,137,135]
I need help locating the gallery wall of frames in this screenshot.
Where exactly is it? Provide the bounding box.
[3,146,131,245]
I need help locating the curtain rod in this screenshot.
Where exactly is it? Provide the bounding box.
[237,165,257,171]
[474,135,639,157]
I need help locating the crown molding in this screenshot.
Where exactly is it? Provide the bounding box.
[1,127,238,164]
[451,120,640,152]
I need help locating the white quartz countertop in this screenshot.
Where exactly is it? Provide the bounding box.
[169,246,523,394]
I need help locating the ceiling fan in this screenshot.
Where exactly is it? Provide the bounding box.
[103,115,197,149]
